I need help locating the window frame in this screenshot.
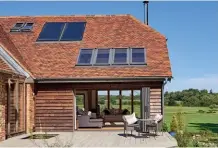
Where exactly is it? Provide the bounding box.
[76,48,146,66]
[130,48,146,65]
[94,48,111,66]
[76,48,94,66]
[20,23,34,32]
[112,48,129,65]
[10,23,34,32]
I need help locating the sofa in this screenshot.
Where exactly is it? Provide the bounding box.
[77,115,103,128]
[102,108,130,123]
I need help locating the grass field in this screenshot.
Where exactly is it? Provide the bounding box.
[164,106,218,133]
[116,105,218,133]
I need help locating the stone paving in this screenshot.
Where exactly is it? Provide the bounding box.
[0,131,177,147]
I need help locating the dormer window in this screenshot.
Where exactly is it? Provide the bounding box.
[10,23,33,32]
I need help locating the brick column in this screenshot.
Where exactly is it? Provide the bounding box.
[26,83,34,133]
[0,77,6,141]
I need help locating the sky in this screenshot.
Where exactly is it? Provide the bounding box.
[0,1,218,92]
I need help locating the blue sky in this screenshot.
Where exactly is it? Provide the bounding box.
[0,1,218,92]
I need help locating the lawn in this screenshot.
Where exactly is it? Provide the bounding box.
[164,106,218,133]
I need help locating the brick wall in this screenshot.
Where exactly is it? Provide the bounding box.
[0,74,7,141]
[26,83,34,133]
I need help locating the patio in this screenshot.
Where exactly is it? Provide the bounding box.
[0,131,177,147]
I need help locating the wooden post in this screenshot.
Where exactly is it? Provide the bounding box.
[131,90,134,113]
[15,80,19,132]
[7,79,11,137]
[107,90,110,109]
[119,90,122,110]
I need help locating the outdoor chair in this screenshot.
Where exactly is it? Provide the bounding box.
[122,112,139,137]
[145,114,163,136]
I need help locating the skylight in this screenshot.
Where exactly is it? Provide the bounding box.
[113,48,128,65]
[37,22,86,42]
[77,49,93,65]
[77,48,146,66]
[10,23,33,32]
[131,48,145,64]
[95,49,110,65]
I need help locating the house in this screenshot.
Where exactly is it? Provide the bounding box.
[0,14,172,141]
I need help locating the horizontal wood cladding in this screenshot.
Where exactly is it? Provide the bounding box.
[35,87,74,132]
[150,88,162,115]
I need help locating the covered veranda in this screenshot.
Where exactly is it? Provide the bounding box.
[72,80,163,129]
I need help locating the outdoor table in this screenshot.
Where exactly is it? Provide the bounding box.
[137,118,156,135]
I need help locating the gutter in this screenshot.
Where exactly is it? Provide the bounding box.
[35,76,172,83]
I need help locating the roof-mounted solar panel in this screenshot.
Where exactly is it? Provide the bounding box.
[21,23,34,32]
[37,22,86,42]
[37,22,65,41]
[60,22,86,41]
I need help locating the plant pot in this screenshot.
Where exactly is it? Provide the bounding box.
[169,131,176,137]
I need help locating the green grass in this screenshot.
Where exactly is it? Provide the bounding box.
[164,106,218,133]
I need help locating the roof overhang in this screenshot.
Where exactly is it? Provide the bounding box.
[0,46,30,77]
[36,76,172,83]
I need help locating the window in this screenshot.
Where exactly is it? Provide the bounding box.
[121,90,131,113]
[10,23,33,32]
[60,22,86,41]
[109,90,120,109]
[37,22,65,41]
[37,22,86,42]
[76,48,146,66]
[97,91,108,112]
[133,90,141,118]
[76,94,85,110]
[131,48,145,64]
[95,49,110,65]
[77,49,93,65]
[113,48,128,64]
[21,23,34,32]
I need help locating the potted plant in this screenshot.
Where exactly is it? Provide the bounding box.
[169,115,178,137]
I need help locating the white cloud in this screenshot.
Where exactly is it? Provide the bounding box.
[166,74,218,92]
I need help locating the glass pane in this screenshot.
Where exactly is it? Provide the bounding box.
[14,23,24,28]
[22,23,33,31]
[78,49,93,64]
[122,90,131,114]
[97,91,108,113]
[61,22,86,41]
[114,49,127,64]
[37,22,65,41]
[132,48,145,63]
[95,49,110,64]
[109,90,120,109]
[133,90,141,118]
[76,95,85,110]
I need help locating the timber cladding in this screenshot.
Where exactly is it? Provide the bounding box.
[150,88,162,116]
[35,84,74,132]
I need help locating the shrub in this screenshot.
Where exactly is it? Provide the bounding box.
[175,130,191,147]
[176,109,185,132]
[207,110,216,113]
[198,109,205,113]
[162,122,169,132]
[170,115,178,132]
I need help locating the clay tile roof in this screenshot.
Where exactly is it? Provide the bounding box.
[0,56,15,74]
[0,15,172,79]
